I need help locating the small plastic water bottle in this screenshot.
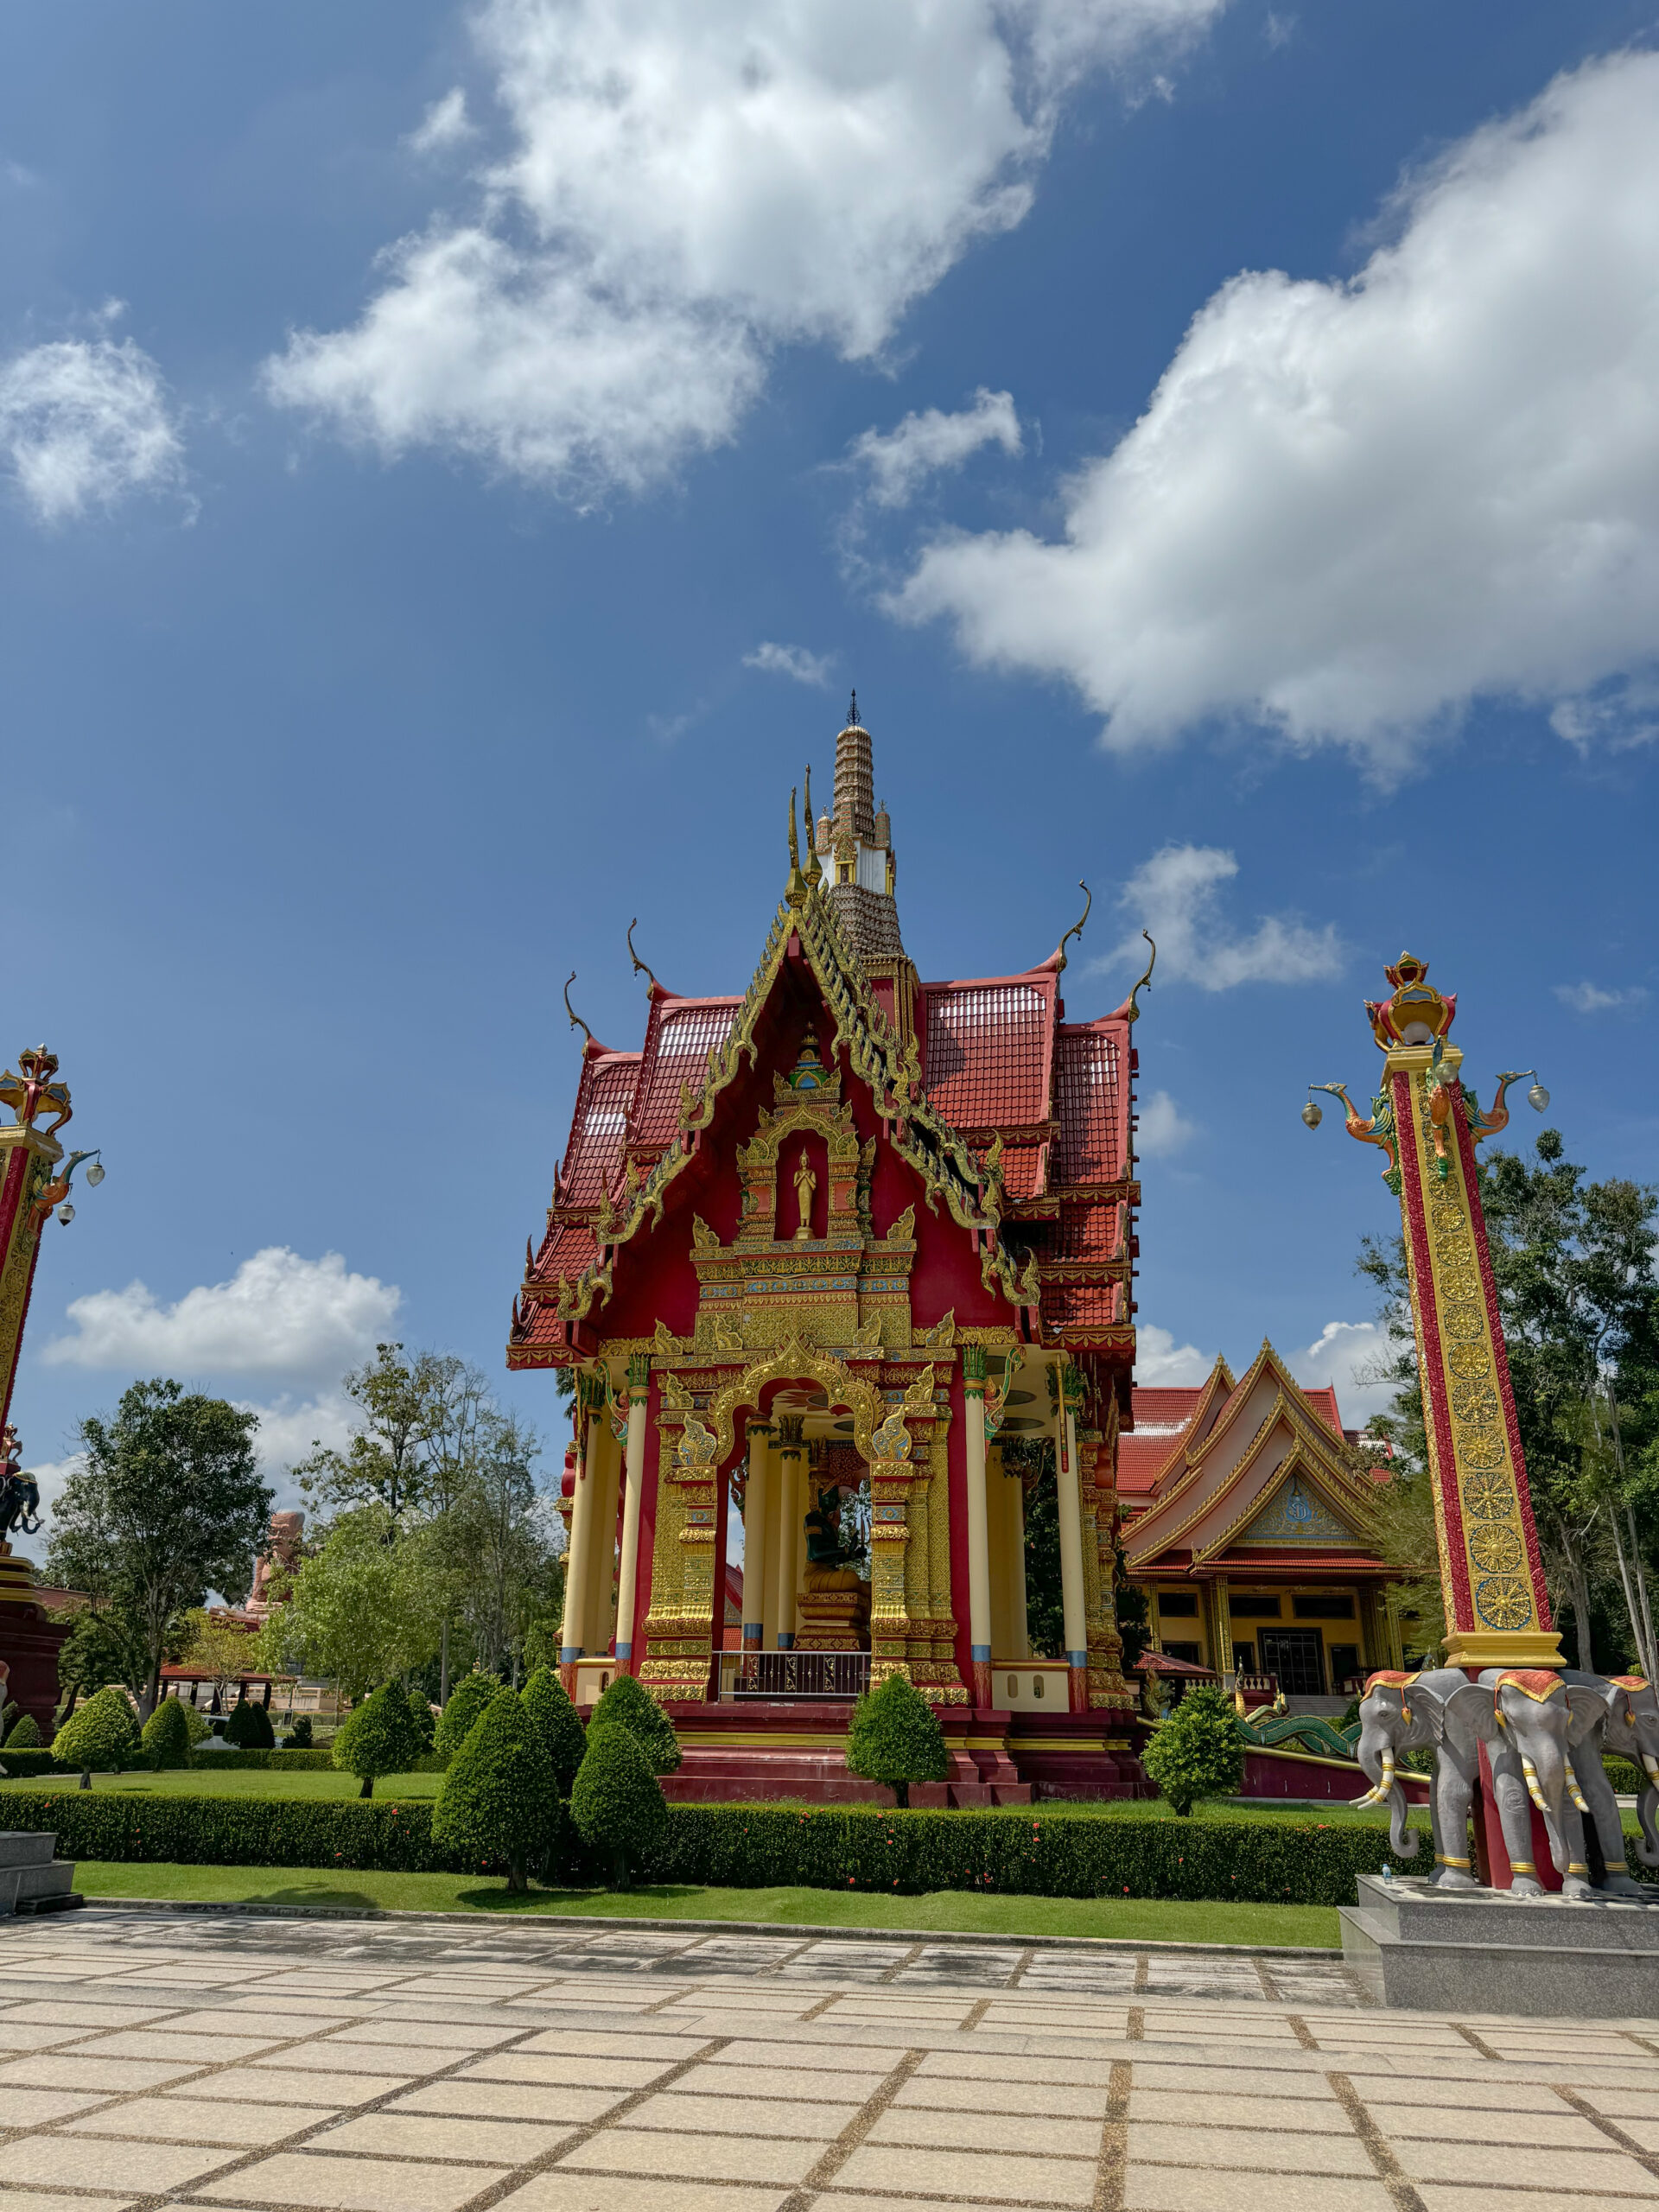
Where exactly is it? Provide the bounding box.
[1382,1864,1395,1885]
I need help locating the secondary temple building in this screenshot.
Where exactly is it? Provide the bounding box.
[508,705,1391,1797]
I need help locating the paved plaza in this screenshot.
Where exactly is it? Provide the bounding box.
[0,1908,1656,2211]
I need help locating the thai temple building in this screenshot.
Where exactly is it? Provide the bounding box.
[1121,1348,1400,1703]
[509,702,1397,1797]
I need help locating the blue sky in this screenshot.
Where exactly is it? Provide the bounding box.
[5,0,1656,1507]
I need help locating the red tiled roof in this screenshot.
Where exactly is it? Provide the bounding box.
[1302,1383,1344,1437]
[997,1141,1049,1203]
[1040,1281,1126,1327]
[1117,1433,1179,1496]
[558,1052,640,1208]
[1131,1386,1208,1428]
[921,976,1055,1128]
[1052,1024,1125,1184]
[536,1221,598,1279]
[630,995,741,1152]
[1049,1199,1125,1261]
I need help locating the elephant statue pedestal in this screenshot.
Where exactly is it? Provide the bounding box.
[1341,1872,1659,2016]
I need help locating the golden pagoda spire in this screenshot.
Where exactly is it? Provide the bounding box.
[803,762,823,887]
[785,786,807,908]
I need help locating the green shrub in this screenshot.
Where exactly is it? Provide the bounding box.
[333,1683,423,1798]
[140,1700,192,1770]
[3,1711,41,1750]
[431,1687,556,1891]
[435,1672,499,1765]
[225,1698,276,1750]
[0,1749,59,1778]
[53,1687,139,1777]
[1605,1755,1643,1796]
[570,1722,667,1888]
[846,1671,949,1808]
[405,1689,436,1752]
[1142,1687,1245,1816]
[282,1715,315,1750]
[181,1703,212,1746]
[522,1667,587,1793]
[589,1673,680,1776]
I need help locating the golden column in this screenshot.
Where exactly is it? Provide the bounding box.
[559,1370,608,1668]
[1052,1360,1090,1711]
[961,1346,994,1705]
[1308,954,1561,1670]
[613,1354,651,1668]
[741,1421,774,1651]
[772,1416,805,1649]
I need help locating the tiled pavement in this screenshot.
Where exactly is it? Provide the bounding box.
[1,1910,1656,2210]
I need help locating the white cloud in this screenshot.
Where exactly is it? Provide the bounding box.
[1135,1088,1197,1156]
[849,388,1022,509]
[0,334,183,524]
[1135,1322,1212,1386]
[42,1248,401,1382]
[1554,979,1647,1014]
[407,88,476,155]
[238,1391,358,1499]
[1293,1319,1397,1427]
[17,1453,86,1532]
[744,641,835,688]
[897,53,1659,772]
[1107,842,1342,989]
[264,0,1224,499]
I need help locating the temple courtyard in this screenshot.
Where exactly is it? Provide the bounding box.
[0,1910,1656,2210]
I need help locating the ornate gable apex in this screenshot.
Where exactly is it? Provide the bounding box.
[1192,1444,1377,1567]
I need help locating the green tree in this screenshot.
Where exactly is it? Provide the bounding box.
[589,1672,681,1775]
[431,1686,556,1891]
[1141,1684,1244,1816]
[225,1695,275,1749]
[569,1721,667,1889]
[405,1686,436,1751]
[294,1342,455,1524]
[333,1680,423,1798]
[3,1710,41,1750]
[522,1665,587,1793]
[54,1684,139,1779]
[1006,1438,1065,1657]
[46,1381,271,1719]
[845,1669,949,1808]
[435,1669,501,1765]
[254,1508,440,1705]
[140,1697,192,1770]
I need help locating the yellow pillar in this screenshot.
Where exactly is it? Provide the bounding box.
[559,1384,605,1662]
[772,1416,804,1649]
[963,1349,993,1699]
[614,1356,651,1666]
[585,1421,621,1653]
[1056,1368,1089,1705]
[987,1443,1012,1661]
[741,1421,773,1650]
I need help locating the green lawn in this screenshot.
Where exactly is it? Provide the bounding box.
[0,1769,442,1801]
[70,1861,1339,1948]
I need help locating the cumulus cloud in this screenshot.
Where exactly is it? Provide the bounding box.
[849,388,1022,509]
[1135,1088,1197,1156]
[898,53,1659,772]
[1554,980,1647,1014]
[1135,1322,1213,1386]
[42,1248,400,1381]
[0,333,183,524]
[1293,1319,1397,1427]
[407,88,477,155]
[264,0,1223,499]
[1108,843,1342,990]
[744,641,836,688]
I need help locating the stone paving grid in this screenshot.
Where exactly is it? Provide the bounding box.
[0,1912,1653,2210]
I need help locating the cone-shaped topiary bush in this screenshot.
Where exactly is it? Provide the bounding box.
[589,1671,681,1775]
[405,1687,436,1751]
[181,1702,212,1746]
[435,1670,499,1765]
[140,1697,192,1770]
[333,1681,423,1798]
[3,1709,41,1750]
[845,1669,950,1808]
[522,1666,588,1794]
[569,1720,667,1889]
[54,1686,139,1778]
[1141,1684,1244,1816]
[432,1685,556,1891]
[225,1696,276,1749]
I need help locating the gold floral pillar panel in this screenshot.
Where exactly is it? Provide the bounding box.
[639,1377,722,1702]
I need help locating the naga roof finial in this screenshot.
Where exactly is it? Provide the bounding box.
[1126,930,1157,1022]
[563,971,594,1047]
[626,918,659,993]
[1056,880,1091,973]
[785,785,807,907]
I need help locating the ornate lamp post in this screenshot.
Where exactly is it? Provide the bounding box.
[1303,957,1558,1673]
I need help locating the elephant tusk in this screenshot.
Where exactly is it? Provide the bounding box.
[1564,1759,1590,1815]
[1521,1756,1549,1814]
[1643,1754,1659,1782]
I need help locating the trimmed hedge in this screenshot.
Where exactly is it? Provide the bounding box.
[1,1790,447,1872]
[0,1747,442,1780]
[0,1751,62,1780]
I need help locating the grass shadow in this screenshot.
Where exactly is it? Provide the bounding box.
[225,1885,390,1911]
[453,1883,710,1914]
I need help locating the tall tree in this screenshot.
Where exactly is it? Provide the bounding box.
[46,1380,271,1718]
[294,1342,457,1523]
[254,1506,441,1705]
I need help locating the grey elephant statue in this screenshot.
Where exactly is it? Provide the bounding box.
[1562,1671,1659,1894]
[1355,1667,1599,1900]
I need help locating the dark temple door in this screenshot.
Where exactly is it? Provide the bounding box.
[1259,1629,1326,1696]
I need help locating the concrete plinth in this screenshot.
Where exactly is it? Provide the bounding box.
[1340,1872,1659,2016]
[0,1831,82,1916]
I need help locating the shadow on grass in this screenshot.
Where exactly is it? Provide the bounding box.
[454,1884,709,1914]
[227,1886,393,1911]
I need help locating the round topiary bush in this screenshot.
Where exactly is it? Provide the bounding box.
[435,1671,500,1765]
[432,1686,556,1891]
[282,1713,315,1750]
[569,1720,667,1889]
[845,1669,949,1808]
[54,1686,139,1778]
[589,1672,680,1776]
[333,1681,423,1798]
[522,1667,587,1794]
[1141,1684,1245,1816]
[3,1710,41,1750]
[225,1697,276,1750]
[140,1697,192,1770]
